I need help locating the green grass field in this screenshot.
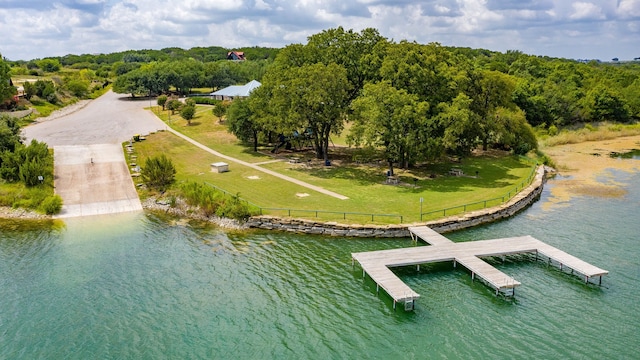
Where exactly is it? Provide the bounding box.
[135,106,537,224]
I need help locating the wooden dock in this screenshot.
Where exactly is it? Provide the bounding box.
[351,226,608,310]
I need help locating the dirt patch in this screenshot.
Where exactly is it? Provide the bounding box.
[542,135,640,209]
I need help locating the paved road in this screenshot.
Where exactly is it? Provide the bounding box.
[22,90,347,218]
[23,91,166,218]
[24,90,167,146]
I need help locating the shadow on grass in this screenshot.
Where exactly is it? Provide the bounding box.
[303,166,388,186]
[293,155,532,192]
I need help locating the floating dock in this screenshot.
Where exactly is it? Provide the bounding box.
[351,226,608,310]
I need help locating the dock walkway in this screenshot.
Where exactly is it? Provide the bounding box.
[351,226,608,310]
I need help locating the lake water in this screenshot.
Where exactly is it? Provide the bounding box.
[1,167,639,358]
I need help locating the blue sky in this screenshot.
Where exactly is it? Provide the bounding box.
[1,0,639,61]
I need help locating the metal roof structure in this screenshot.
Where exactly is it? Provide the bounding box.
[210,80,261,98]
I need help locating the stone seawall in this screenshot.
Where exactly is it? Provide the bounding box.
[246,165,547,237]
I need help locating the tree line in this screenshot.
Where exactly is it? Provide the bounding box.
[3,46,277,112]
[112,58,271,96]
[224,27,639,173]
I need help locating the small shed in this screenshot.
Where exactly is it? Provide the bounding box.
[211,162,229,173]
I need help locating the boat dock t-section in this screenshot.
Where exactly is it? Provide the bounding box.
[351,226,608,310]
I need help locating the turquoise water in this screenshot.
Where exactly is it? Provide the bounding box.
[1,169,639,359]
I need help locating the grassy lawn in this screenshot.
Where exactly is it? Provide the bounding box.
[132,120,537,224]
[153,105,274,163]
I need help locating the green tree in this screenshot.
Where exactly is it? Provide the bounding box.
[227,98,259,151]
[586,85,630,122]
[66,79,89,97]
[179,60,205,95]
[305,27,387,101]
[212,101,228,122]
[491,107,538,154]
[350,81,430,174]
[0,55,17,103]
[541,62,586,125]
[379,41,463,107]
[466,69,517,150]
[261,63,350,161]
[512,79,552,127]
[157,94,168,110]
[166,99,182,114]
[0,115,21,153]
[141,154,176,192]
[434,93,478,156]
[180,105,196,125]
[36,58,61,72]
[22,81,36,100]
[621,78,640,119]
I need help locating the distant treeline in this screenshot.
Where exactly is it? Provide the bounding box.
[6,46,279,85]
[8,46,279,67]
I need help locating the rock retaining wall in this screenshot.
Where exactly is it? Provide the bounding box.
[246,165,547,237]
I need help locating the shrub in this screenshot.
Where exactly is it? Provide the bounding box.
[216,194,253,221]
[0,140,52,185]
[189,97,220,105]
[141,154,176,192]
[40,195,63,214]
[19,159,48,186]
[66,80,89,97]
[179,181,254,221]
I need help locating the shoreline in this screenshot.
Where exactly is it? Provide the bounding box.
[0,206,50,220]
[4,135,639,231]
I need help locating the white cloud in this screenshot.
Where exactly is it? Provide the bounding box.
[183,0,245,11]
[255,0,271,11]
[0,0,638,61]
[569,2,605,20]
[435,5,451,14]
[617,0,640,18]
[454,0,504,33]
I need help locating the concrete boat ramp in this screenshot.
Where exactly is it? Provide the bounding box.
[351,226,608,310]
[53,144,142,218]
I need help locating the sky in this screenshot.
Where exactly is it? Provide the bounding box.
[1,0,639,61]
